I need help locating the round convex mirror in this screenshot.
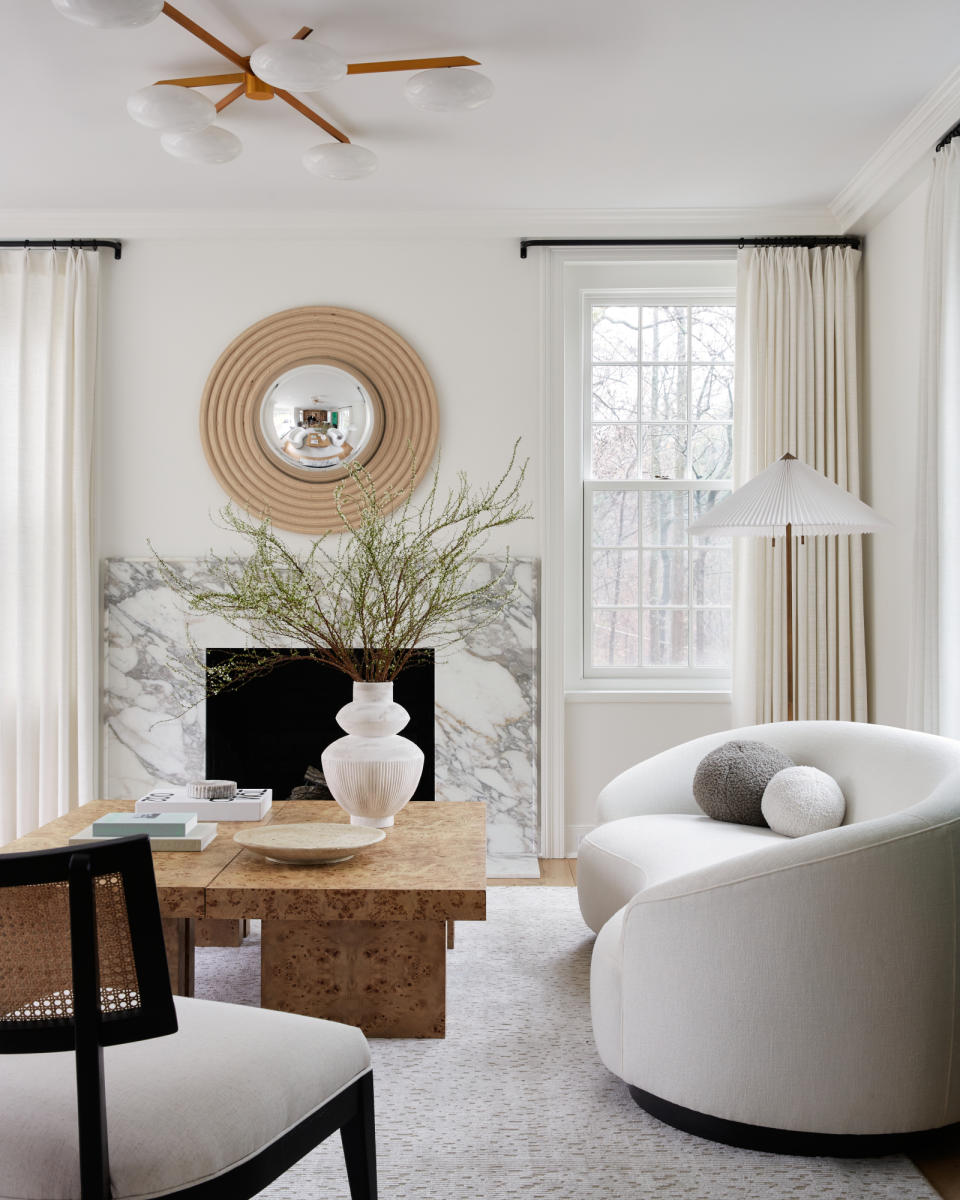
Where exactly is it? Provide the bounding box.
[259,364,378,474]
[201,306,437,532]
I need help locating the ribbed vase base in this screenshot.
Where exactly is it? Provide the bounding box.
[349,813,395,828]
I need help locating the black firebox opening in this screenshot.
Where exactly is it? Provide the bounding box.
[204,649,435,802]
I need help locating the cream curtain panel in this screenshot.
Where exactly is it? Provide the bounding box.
[0,249,99,842]
[908,143,960,735]
[732,245,866,725]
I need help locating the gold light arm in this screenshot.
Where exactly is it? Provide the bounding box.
[160,2,248,70]
[346,55,480,75]
[216,84,246,112]
[273,89,350,142]
[154,73,244,88]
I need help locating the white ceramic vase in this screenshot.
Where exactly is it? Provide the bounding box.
[320,682,425,827]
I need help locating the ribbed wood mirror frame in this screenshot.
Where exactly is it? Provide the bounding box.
[200,306,439,533]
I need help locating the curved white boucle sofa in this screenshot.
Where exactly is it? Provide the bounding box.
[579,721,960,1153]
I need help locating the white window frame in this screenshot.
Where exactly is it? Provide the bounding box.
[558,254,737,694]
[538,248,737,856]
[580,288,735,686]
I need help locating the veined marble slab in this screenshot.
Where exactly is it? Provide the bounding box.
[485,854,541,879]
[102,556,539,862]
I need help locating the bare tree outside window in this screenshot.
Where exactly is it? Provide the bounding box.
[586,302,734,675]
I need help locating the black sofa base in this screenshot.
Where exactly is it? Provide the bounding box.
[629,1084,957,1158]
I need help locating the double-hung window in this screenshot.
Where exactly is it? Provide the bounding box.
[564,267,737,690]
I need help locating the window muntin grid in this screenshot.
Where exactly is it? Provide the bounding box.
[584,302,735,677]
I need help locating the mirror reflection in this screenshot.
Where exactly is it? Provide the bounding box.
[259,364,376,473]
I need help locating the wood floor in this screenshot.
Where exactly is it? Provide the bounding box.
[493,859,957,1199]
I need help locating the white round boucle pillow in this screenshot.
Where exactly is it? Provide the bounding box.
[761,766,846,837]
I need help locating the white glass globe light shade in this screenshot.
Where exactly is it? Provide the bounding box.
[50,0,163,27]
[250,40,347,91]
[127,85,217,133]
[403,67,493,112]
[302,143,378,181]
[160,127,243,165]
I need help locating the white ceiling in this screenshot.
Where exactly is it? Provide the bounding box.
[7,0,960,215]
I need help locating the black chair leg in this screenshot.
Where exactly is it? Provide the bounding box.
[341,1072,377,1200]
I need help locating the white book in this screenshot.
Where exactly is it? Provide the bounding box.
[135,787,272,822]
[69,822,218,853]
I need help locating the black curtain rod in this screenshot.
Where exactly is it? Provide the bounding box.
[0,239,122,260]
[519,235,860,259]
[936,118,960,152]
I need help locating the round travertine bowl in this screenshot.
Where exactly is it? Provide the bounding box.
[321,682,425,827]
[233,822,385,864]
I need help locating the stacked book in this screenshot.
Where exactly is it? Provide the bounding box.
[69,811,217,852]
[135,786,272,822]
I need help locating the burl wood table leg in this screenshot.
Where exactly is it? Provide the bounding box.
[261,919,447,1037]
[195,918,248,947]
[161,917,195,997]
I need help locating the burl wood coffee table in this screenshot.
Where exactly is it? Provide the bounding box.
[208,800,486,1037]
[1,799,486,1039]
[0,798,272,997]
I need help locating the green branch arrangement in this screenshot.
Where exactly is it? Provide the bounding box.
[150,442,531,697]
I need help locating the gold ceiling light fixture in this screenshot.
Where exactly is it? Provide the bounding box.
[51,0,494,178]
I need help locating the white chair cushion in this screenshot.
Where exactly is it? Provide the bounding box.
[577,813,787,933]
[0,996,371,1200]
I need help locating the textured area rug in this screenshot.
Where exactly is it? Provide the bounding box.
[194,889,935,1200]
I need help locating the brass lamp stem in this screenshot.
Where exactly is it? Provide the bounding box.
[244,71,274,100]
[785,522,794,722]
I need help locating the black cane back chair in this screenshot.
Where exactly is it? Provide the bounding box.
[0,836,377,1200]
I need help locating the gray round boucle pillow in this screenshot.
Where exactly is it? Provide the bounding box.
[693,740,795,827]
[761,766,846,837]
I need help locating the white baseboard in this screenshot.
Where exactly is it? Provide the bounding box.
[565,824,595,858]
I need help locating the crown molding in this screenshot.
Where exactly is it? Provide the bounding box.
[0,204,840,241]
[831,64,960,232]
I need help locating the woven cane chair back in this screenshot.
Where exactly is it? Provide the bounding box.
[0,836,177,1053]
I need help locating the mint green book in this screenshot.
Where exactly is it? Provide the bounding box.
[91,812,198,838]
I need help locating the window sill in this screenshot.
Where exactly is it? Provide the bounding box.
[564,690,732,704]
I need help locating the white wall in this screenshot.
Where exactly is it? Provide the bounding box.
[562,188,939,846]
[564,695,732,853]
[97,235,540,559]
[561,187,938,846]
[560,195,938,846]
[96,211,930,853]
[860,178,928,728]
[96,230,739,853]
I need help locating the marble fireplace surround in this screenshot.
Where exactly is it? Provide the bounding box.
[102,557,540,874]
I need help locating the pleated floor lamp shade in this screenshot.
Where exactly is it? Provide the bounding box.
[689,453,890,718]
[689,453,890,537]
